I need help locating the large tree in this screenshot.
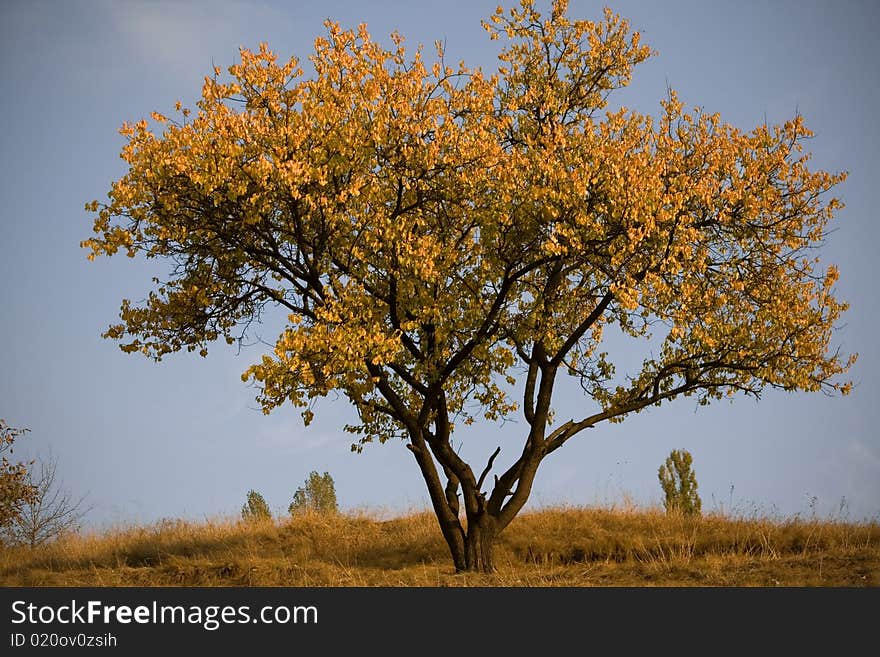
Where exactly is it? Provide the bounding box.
[84,1,854,572]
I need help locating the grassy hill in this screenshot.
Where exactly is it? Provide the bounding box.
[2,506,877,586]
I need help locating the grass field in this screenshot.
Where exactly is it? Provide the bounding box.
[2,505,877,586]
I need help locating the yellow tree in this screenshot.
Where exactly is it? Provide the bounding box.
[84,1,855,571]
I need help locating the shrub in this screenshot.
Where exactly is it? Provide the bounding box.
[289,471,338,516]
[241,489,272,521]
[658,449,701,516]
[1,419,37,535]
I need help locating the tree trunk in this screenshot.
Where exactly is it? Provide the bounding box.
[462,512,497,573]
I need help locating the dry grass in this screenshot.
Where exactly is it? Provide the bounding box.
[1,505,877,586]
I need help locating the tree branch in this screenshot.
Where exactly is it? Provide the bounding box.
[550,290,614,366]
[476,447,501,492]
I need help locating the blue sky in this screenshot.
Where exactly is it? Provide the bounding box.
[1,0,878,528]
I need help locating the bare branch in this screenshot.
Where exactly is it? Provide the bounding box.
[1,453,90,549]
[476,447,501,492]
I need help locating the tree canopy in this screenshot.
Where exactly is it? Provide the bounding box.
[84,0,854,571]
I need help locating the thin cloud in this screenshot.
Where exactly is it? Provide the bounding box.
[104,0,286,83]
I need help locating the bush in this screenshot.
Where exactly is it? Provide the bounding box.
[658,449,701,516]
[241,489,272,521]
[1,419,37,535]
[289,471,338,516]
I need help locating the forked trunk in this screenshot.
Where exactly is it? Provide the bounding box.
[462,512,497,573]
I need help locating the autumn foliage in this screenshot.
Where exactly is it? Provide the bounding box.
[84,1,854,571]
[0,420,37,535]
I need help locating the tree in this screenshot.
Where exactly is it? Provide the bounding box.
[84,1,855,571]
[0,419,37,535]
[1,453,90,548]
[289,471,338,515]
[658,449,701,517]
[241,489,272,521]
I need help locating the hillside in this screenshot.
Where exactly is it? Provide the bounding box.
[1,506,877,586]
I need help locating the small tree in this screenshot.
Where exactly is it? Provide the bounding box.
[1,453,90,548]
[658,449,701,516]
[241,489,272,521]
[289,471,338,515]
[0,419,37,535]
